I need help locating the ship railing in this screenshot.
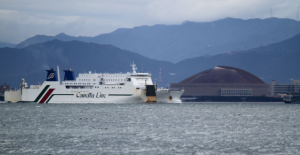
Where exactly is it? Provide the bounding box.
[66,86,93,89]
[30,85,41,89]
[5,89,18,92]
[105,83,117,85]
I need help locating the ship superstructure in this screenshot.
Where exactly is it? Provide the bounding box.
[5,62,184,103]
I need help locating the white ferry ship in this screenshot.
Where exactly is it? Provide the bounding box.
[5,62,184,103]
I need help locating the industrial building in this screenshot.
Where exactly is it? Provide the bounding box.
[0,83,11,95]
[0,83,11,101]
[270,80,300,96]
[171,66,270,101]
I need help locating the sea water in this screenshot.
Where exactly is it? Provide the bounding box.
[0,102,300,155]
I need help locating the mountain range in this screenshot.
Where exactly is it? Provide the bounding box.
[0,40,172,88]
[14,17,300,63]
[1,33,300,88]
[0,42,16,48]
[166,34,300,85]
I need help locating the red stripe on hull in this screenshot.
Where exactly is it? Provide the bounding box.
[39,89,55,103]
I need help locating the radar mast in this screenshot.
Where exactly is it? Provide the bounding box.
[130,62,137,74]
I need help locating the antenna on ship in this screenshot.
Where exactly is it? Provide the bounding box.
[130,61,137,74]
[159,66,162,82]
[57,65,61,84]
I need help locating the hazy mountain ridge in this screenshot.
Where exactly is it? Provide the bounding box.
[15,33,90,49]
[165,33,300,85]
[0,42,16,48]
[15,18,300,63]
[1,40,173,87]
[1,33,300,88]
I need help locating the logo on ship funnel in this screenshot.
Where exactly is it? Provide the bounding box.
[47,73,55,79]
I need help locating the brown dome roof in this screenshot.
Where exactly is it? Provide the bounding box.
[180,66,265,84]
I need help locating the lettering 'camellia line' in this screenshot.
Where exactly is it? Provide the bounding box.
[96,92,106,98]
[76,92,106,98]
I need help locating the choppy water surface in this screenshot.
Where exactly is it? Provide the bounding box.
[0,102,300,155]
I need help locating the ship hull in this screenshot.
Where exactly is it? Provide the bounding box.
[156,89,184,103]
[5,82,182,103]
[5,63,184,103]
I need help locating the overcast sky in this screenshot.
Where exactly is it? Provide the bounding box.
[0,0,299,43]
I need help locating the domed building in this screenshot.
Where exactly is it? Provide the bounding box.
[171,66,269,97]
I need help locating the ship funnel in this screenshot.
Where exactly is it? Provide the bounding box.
[46,68,58,81]
[63,68,75,81]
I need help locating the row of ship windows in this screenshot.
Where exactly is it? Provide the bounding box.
[80,75,126,77]
[79,79,94,81]
[76,78,148,82]
[65,82,126,85]
[81,75,91,77]
[105,79,125,81]
[103,75,126,77]
[104,87,122,89]
[93,86,122,89]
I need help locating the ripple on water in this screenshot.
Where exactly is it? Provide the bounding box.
[0,102,300,154]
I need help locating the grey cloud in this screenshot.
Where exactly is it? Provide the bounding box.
[0,0,299,43]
